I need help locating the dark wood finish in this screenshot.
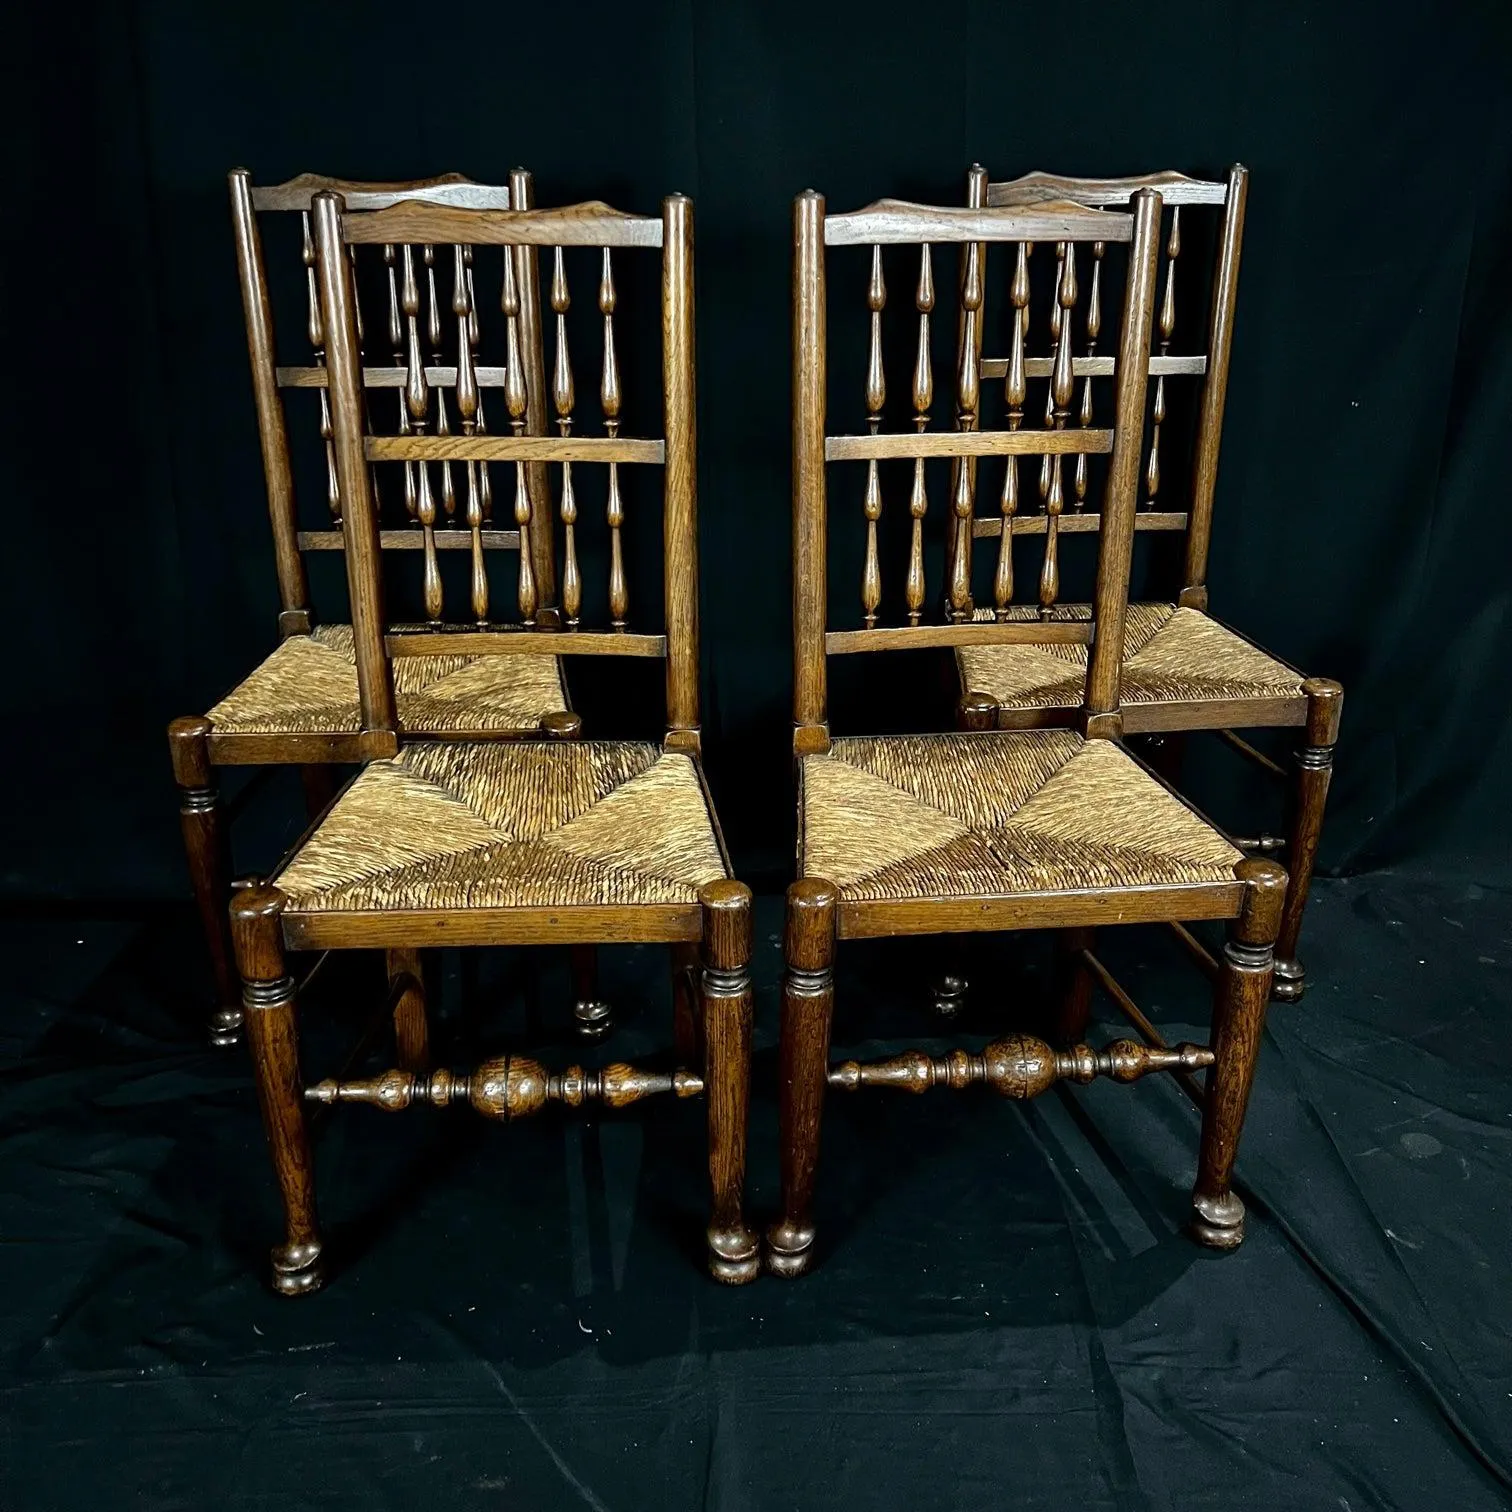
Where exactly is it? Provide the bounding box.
[297,527,521,552]
[826,428,1113,461]
[825,200,1133,246]
[1273,677,1344,1001]
[1191,858,1285,1248]
[700,880,759,1284]
[973,510,1188,538]
[827,620,1091,655]
[168,716,241,1046]
[1051,926,1096,1046]
[230,884,323,1295]
[662,195,701,745]
[570,944,611,1040]
[222,192,749,1290]
[767,878,836,1279]
[387,947,429,1072]
[312,193,398,735]
[792,192,830,754]
[827,1035,1213,1095]
[306,1059,702,1113]
[229,170,308,625]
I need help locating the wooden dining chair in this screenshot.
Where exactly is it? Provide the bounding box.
[229,188,757,1294]
[768,186,1287,1279]
[168,169,595,1051]
[950,166,1341,1002]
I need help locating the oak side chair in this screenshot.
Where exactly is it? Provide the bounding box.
[950,165,1341,1003]
[230,188,759,1294]
[768,186,1287,1279]
[168,169,607,1052]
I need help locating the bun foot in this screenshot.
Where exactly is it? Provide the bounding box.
[271,1240,325,1296]
[209,1004,244,1049]
[1270,958,1305,1002]
[764,1220,816,1279]
[1188,1191,1246,1251]
[708,1225,760,1285]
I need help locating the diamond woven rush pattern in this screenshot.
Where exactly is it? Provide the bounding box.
[275,741,729,912]
[206,625,568,735]
[800,732,1241,902]
[957,604,1303,712]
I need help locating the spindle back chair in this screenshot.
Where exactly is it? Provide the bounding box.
[230,191,758,1296]
[953,165,1341,1001]
[169,170,572,1048]
[770,187,1287,1279]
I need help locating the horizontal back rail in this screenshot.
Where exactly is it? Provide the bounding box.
[342,201,663,248]
[986,170,1228,208]
[825,198,1132,246]
[250,171,514,213]
[973,510,1187,539]
[826,619,1091,655]
[979,353,1207,381]
[365,435,665,465]
[826,429,1112,463]
[298,527,520,552]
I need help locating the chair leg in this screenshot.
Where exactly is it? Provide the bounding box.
[766,879,837,1279]
[671,941,702,1067]
[168,716,241,1048]
[300,763,338,822]
[387,948,429,1073]
[571,945,612,1040]
[1272,678,1344,1002]
[230,884,324,1295]
[1050,926,1096,1046]
[699,881,759,1285]
[1190,858,1287,1251]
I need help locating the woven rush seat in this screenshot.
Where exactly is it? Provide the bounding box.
[206,625,568,737]
[275,740,729,914]
[799,731,1241,904]
[957,603,1303,719]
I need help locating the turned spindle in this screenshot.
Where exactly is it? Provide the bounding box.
[551,246,581,626]
[1075,242,1103,509]
[305,1057,704,1117]
[601,247,628,627]
[948,236,982,620]
[453,245,487,623]
[425,245,456,519]
[303,211,340,523]
[862,244,886,628]
[827,1034,1213,1099]
[1040,243,1077,612]
[905,243,933,626]
[385,243,418,521]
[1147,206,1180,509]
[503,245,536,623]
[995,240,1030,617]
[402,244,442,620]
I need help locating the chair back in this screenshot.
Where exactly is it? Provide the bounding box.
[792,189,1163,751]
[314,192,701,748]
[228,170,556,637]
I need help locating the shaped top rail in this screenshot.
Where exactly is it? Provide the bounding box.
[247,170,515,213]
[823,197,1134,247]
[338,198,666,248]
[986,169,1231,209]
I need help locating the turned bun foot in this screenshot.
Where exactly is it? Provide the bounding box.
[271,1240,325,1296]
[209,1004,244,1049]
[1270,958,1306,1002]
[931,974,967,1020]
[1188,1191,1246,1251]
[573,997,613,1041]
[707,1225,760,1286]
[763,1220,816,1279]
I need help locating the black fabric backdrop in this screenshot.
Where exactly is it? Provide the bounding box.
[4,0,1512,899]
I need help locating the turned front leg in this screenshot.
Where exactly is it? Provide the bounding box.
[168,716,240,1048]
[1273,678,1343,1002]
[1190,858,1287,1250]
[766,879,837,1279]
[699,881,759,1285]
[230,884,324,1295]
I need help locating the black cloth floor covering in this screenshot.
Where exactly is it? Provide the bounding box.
[1,874,1509,1511]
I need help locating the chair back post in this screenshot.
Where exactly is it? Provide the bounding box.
[509,167,559,616]
[1083,187,1164,736]
[229,168,309,635]
[312,191,398,736]
[1180,162,1248,610]
[792,190,830,756]
[662,193,701,751]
